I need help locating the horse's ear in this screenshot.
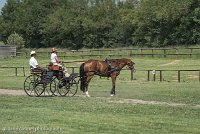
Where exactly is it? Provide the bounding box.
[127,59,132,64]
[128,60,135,66]
[130,59,135,64]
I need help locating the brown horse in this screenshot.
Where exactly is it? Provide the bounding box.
[79,58,135,97]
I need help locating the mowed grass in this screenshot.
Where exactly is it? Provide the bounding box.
[0,54,200,133]
[0,95,200,134]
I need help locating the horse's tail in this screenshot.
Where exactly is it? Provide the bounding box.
[80,63,86,92]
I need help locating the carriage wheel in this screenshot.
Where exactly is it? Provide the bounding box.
[24,75,37,96]
[57,79,68,96]
[48,77,58,96]
[40,79,55,97]
[57,78,78,97]
[67,79,78,96]
[33,75,45,97]
[37,76,58,97]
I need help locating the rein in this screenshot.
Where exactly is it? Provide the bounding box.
[86,66,122,77]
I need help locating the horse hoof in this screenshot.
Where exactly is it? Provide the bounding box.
[85,91,90,97]
[86,94,90,97]
[110,94,114,97]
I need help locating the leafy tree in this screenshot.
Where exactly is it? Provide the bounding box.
[41,1,88,49]
[1,0,200,49]
[133,0,196,47]
[0,0,21,42]
[6,32,25,48]
[0,41,5,45]
[83,0,120,48]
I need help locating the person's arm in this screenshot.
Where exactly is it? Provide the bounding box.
[55,56,61,63]
[34,59,42,68]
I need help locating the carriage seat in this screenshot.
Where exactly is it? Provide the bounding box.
[48,62,62,71]
[30,71,43,75]
[30,66,43,75]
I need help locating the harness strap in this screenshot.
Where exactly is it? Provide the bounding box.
[104,59,112,71]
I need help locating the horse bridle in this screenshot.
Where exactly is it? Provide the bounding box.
[126,61,136,72]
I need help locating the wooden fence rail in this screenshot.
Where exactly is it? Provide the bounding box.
[147,69,200,82]
[0,66,135,80]
[0,67,26,76]
[16,47,200,58]
[1,66,200,82]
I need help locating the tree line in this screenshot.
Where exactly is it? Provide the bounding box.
[0,0,200,49]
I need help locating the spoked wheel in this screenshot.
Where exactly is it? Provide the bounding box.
[67,79,78,96]
[24,75,37,96]
[33,75,45,97]
[45,77,58,96]
[57,79,68,96]
[57,78,78,97]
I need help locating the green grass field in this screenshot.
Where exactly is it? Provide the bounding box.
[0,95,200,134]
[0,51,200,134]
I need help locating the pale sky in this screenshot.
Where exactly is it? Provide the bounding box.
[0,0,6,13]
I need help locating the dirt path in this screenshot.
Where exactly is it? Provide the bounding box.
[106,98,200,109]
[0,89,26,96]
[0,89,199,109]
[159,60,181,66]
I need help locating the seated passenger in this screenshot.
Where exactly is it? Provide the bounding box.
[50,48,61,66]
[63,67,70,77]
[29,51,46,73]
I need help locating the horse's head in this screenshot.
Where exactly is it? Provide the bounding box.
[126,59,135,71]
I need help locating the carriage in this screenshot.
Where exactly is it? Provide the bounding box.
[23,64,79,97]
[24,58,135,97]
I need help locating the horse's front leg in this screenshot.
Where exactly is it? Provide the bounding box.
[85,84,90,97]
[84,75,93,97]
[110,75,116,96]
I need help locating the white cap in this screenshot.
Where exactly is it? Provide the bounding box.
[30,51,36,55]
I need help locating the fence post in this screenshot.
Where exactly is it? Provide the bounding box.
[147,70,150,81]
[129,50,132,57]
[164,49,166,57]
[140,48,143,55]
[178,70,181,82]
[23,67,25,76]
[15,67,17,76]
[199,71,200,82]
[189,48,192,58]
[72,67,75,74]
[131,69,133,80]
[160,70,162,82]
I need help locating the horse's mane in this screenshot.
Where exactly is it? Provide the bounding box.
[107,58,129,64]
[87,58,129,62]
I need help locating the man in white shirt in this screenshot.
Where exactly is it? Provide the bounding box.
[29,51,44,73]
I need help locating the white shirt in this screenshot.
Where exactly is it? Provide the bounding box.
[50,53,58,65]
[29,57,38,69]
